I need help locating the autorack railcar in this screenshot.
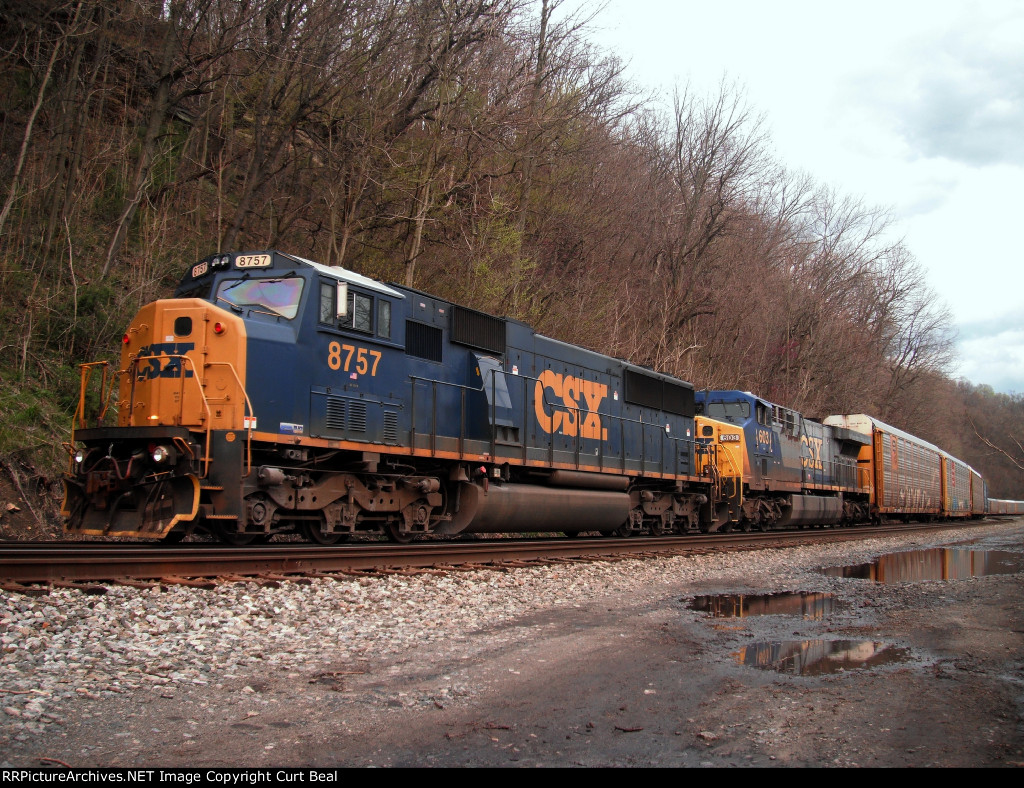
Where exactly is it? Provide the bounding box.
[988,499,1024,516]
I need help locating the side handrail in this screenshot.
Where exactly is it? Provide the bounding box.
[205,360,255,477]
[410,369,704,477]
[409,375,478,458]
[74,361,116,430]
[67,361,117,471]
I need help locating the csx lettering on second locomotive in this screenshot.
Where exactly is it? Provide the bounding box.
[534,370,608,440]
[801,435,824,470]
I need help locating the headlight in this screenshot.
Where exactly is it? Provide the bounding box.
[152,445,172,463]
[74,448,87,464]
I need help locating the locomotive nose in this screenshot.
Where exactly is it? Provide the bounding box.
[119,299,248,431]
[63,298,250,540]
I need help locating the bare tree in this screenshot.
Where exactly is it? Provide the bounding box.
[0,0,86,239]
[619,82,767,377]
[101,0,257,277]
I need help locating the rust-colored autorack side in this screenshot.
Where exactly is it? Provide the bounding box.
[941,453,973,517]
[823,414,943,517]
[849,415,942,516]
[874,425,942,515]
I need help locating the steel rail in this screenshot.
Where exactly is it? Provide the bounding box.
[0,520,998,585]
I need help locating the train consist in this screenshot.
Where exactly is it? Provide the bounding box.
[62,250,1014,543]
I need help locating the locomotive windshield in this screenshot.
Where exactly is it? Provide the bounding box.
[704,400,750,423]
[216,277,304,319]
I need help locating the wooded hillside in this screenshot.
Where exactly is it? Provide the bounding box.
[1,0,1021,511]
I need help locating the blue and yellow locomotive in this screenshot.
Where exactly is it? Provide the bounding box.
[695,390,872,528]
[64,250,745,542]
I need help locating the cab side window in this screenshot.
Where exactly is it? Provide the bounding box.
[319,282,335,324]
[320,282,392,340]
[335,290,372,333]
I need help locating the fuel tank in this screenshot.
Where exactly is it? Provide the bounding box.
[776,494,843,527]
[444,482,631,534]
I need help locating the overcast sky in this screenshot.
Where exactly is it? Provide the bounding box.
[581,0,1024,394]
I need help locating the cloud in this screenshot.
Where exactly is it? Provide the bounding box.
[903,58,1024,167]
[850,5,1024,168]
[957,310,1024,343]
[954,318,1024,395]
[895,174,957,218]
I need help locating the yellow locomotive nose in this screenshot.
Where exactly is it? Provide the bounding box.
[119,299,248,431]
[63,298,252,540]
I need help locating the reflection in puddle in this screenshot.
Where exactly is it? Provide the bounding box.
[689,592,840,620]
[822,548,1024,583]
[734,639,911,675]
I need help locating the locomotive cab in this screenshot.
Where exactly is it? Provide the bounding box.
[65,251,412,542]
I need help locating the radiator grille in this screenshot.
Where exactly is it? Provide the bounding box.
[383,411,398,443]
[325,398,346,430]
[405,320,443,362]
[624,369,694,417]
[451,305,505,354]
[348,401,367,432]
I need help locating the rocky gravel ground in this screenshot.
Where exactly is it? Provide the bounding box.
[2,520,1023,767]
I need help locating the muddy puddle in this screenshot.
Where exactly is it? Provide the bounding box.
[733,639,912,675]
[821,547,1024,583]
[688,591,841,619]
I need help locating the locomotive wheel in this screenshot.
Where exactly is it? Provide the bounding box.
[387,524,413,544]
[302,520,348,545]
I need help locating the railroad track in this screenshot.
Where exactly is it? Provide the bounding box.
[0,520,996,591]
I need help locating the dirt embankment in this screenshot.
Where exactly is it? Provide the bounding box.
[0,459,63,541]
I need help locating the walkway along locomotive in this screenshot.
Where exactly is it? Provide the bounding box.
[62,250,998,543]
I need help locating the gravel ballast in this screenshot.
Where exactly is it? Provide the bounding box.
[2,521,1023,767]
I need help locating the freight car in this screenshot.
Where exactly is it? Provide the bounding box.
[988,499,1024,516]
[62,250,1015,543]
[821,414,988,522]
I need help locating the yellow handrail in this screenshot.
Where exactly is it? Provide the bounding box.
[204,360,255,476]
[74,361,116,430]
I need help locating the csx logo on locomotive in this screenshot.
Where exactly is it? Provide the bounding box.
[800,434,824,470]
[534,370,608,440]
[135,343,195,379]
